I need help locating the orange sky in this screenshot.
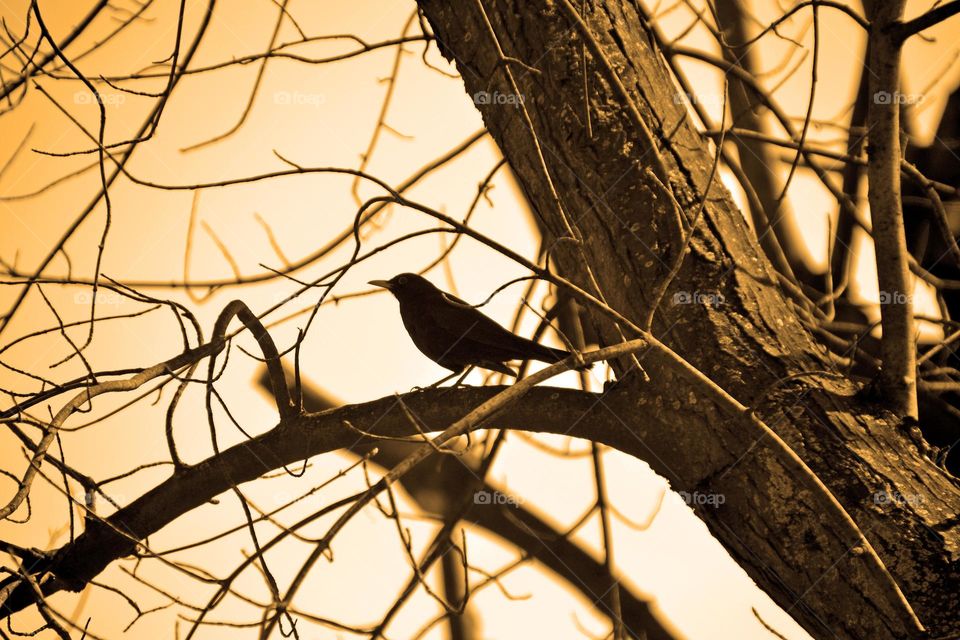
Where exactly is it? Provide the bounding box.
[1,1,958,638]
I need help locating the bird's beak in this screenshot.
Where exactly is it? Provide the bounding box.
[368,279,393,291]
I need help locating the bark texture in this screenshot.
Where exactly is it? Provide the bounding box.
[866,0,918,418]
[417,2,960,638]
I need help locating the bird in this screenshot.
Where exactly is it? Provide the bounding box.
[369,273,575,379]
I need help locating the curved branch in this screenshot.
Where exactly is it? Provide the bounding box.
[0,385,598,615]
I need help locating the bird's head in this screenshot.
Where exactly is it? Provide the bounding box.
[368,273,438,299]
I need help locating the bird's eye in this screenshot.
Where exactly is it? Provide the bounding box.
[397,276,408,285]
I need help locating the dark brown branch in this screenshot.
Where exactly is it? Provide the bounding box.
[0,0,107,102]
[894,0,960,40]
[866,0,918,418]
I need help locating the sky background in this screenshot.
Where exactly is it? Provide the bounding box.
[1,1,958,638]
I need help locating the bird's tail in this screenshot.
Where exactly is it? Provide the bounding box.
[537,345,572,362]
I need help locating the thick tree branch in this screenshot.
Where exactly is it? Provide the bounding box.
[894,0,960,41]
[867,0,919,419]
[5,334,949,640]
[0,386,599,616]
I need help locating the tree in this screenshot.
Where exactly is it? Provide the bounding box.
[1,1,959,639]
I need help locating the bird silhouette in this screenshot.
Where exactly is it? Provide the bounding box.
[369,273,573,378]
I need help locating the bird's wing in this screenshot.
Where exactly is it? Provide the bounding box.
[427,293,539,358]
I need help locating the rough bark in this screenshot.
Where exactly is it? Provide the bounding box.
[416,2,959,638]
[866,0,918,419]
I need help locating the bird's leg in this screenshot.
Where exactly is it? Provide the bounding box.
[451,366,474,387]
[432,367,475,397]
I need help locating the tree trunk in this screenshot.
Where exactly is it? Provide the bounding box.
[417,2,960,638]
